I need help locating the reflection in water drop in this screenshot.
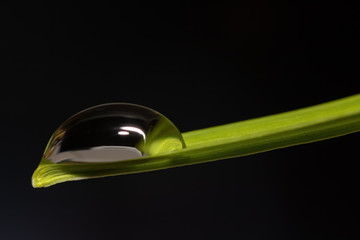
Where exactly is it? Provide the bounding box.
[43,103,186,163]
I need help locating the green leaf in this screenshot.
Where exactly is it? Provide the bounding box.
[32,94,360,188]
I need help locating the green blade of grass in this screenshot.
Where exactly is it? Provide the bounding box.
[32,94,360,188]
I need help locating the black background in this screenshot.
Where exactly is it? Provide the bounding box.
[1,2,359,239]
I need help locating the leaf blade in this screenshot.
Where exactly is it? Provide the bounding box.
[32,94,360,188]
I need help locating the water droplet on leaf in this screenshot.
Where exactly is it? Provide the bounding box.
[43,103,186,164]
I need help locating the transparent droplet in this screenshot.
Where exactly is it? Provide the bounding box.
[43,103,186,164]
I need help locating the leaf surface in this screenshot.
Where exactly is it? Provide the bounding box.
[32,94,360,187]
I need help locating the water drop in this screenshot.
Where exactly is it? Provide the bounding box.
[43,103,186,164]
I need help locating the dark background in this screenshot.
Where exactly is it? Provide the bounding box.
[1,2,359,239]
